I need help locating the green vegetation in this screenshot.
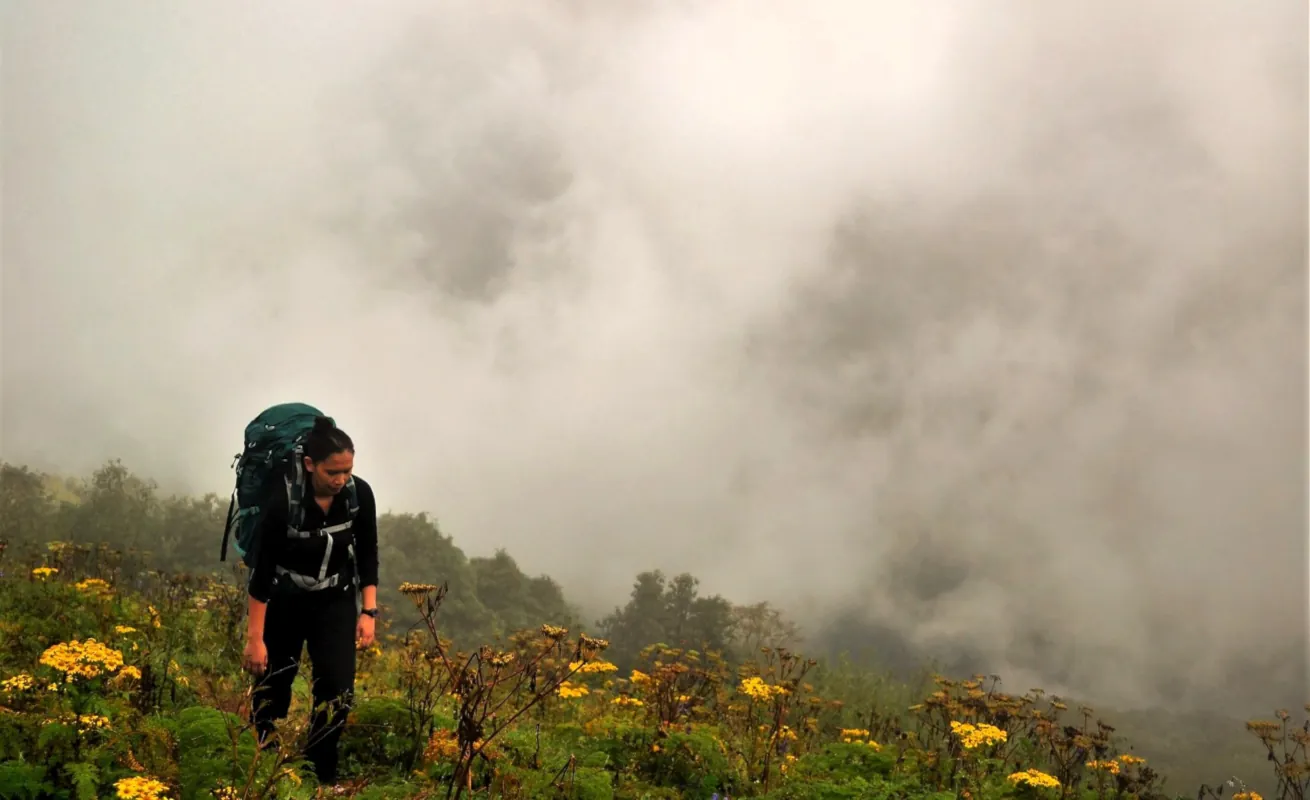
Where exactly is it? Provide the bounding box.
[0,460,1301,799]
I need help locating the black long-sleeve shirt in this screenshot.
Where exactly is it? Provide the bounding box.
[247,472,379,604]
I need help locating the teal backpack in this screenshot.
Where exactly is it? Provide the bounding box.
[220,403,360,582]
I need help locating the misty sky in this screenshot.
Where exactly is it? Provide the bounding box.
[3,2,1306,714]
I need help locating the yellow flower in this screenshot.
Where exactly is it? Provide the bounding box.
[611,696,644,707]
[739,676,789,702]
[76,714,112,733]
[39,639,124,682]
[399,582,439,595]
[1233,792,1264,800]
[31,566,58,580]
[75,577,113,596]
[950,720,1008,749]
[114,775,172,800]
[1087,759,1122,775]
[557,681,589,699]
[540,624,568,640]
[1008,769,1061,789]
[569,660,618,674]
[1117,753,1146,766]
[423,728,460,762]
[1,673,36,693]
[115,625,138,635]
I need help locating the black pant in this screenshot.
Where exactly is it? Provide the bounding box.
[251,582,357,784]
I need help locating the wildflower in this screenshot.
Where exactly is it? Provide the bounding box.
[114,775,172,800]
[577,633,609,653]
[569,659,618,674]
[39,639,124,682]
[950,720,1008,749]
[1118,753,1146,766]
[75,577,113,596]
[147,606,161,629]
[557,681,589,699]
[399,582,438,595]
[211,787,239,800]
[424,729,460,762]
[76,714,112,733]
[629,669,650,685]
[1,673,36,693]
[739,676,789,702]
[115,625,138,635]
[31,566,58,580]
[112,665,143,687]
[541,624,568,640]
[611,696,644,707]
[1008,769,1061,789]
[1087,759,1121,775]
[1233,793,1264,800]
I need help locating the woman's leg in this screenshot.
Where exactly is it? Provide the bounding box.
[251,598,305,747]
[302,585,359,784]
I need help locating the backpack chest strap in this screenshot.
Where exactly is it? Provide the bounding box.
[285,520,353,539]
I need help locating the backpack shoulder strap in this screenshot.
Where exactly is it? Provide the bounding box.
[344,477,360,520]
[284,443,309,535]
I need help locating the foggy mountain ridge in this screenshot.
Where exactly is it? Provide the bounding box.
[4,0,1306,721]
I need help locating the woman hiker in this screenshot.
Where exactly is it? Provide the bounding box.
[242,416,380,787]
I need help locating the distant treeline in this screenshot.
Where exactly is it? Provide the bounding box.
[0,460,802,672]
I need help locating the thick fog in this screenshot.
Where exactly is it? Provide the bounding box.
[4,1,1306,715]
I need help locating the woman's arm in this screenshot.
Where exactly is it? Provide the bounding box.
[247,486,289,638]
[353,478,380,602]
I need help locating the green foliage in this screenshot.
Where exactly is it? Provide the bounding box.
[0,459,1293,800]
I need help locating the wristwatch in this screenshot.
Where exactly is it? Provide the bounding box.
[360,607,379,618]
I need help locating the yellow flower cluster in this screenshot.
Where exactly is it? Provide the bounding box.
[611,696,644,707]
[1086,759,1121,775]
[399,582,439,595]
[76,713,112,733]
[1234,792,1264,800]
[570,659,618,674]
[210,786,239,800]
[75,577,113,596]
[557,681,589,699]
[1,673,36,693]
[114,775,172,800]
[115,625,138,635]
[839,728,881,749]
[1118,753,1146,766]
[40,639,124,682]
[629,669,651,685]
[147,606,162,629]
[950,720,1008,749]
[1008,769,1061,789]
[739,676,789,702]
[540,624,568,640]
[31,566,58,580]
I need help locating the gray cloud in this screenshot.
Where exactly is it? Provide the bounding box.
[4,1,1305,715]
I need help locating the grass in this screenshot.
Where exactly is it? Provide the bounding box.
[0,538,1303,800]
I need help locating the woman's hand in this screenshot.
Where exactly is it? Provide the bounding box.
[356,614,376,649]
[243,637,268,676]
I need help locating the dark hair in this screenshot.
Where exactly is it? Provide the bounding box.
[304,416,354,463]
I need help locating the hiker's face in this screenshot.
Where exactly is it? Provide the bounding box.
[304,451,353,496]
